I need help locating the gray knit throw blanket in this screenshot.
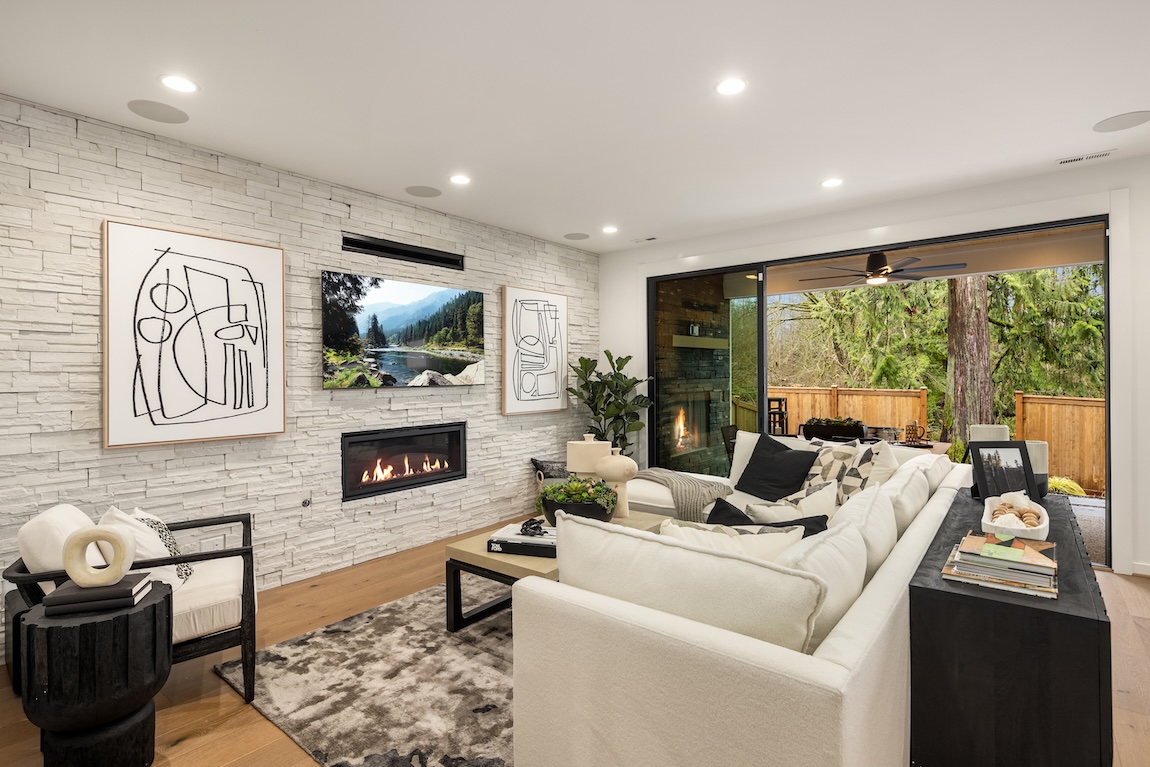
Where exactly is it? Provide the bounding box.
[633,467,734,523]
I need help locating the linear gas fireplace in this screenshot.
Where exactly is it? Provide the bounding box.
[342,422,467,501]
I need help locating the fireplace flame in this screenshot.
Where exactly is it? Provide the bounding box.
[673,407,694,451]
[361,453,451,486]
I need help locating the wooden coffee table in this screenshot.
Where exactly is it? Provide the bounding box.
[445,510,666,631]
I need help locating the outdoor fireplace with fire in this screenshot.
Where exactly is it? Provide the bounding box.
[342,422,466,501]
[669,392,712,454]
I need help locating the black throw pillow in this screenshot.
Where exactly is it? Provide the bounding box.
[734,438,818,501]
[531,458,568,478]
[706,497,828,538]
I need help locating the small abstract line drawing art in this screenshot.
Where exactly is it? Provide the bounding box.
[104,221,285,448]
[133,248,270,424]
[502,287,567,415]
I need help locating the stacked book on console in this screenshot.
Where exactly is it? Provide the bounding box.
[487,520,557,558]
[42,572,152,615]
[941,530,1058,599]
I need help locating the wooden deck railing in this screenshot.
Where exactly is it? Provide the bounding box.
[731,386,929,435]
[1015,391,1106,495]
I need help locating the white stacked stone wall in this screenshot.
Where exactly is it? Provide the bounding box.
[0,94,599,645]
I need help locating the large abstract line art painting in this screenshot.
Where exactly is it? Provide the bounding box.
[104,221,285,448]
[502,286,567,415]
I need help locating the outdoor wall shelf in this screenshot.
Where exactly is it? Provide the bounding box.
[671,335,728,350]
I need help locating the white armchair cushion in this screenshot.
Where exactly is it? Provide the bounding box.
[98,506,185,592]
[829,485,897,581]
[172,556,245,643]
[17,504,107,594]
[557,512,826,652]
[775,523,867,651]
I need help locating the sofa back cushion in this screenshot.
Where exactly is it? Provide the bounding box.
[745,480,837,522]
[557,512,826,653]
[901,453,954,494]
[774,523,867,651]
[881,464,932,537]
[829,485,897,582]
[659,519,803,562]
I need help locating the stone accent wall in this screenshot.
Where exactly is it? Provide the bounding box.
[652,275,730,475]
[0,95,598,646]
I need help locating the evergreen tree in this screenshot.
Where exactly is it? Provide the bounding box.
[322,272,381,355]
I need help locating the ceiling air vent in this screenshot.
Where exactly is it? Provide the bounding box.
[1057,149,1116,166]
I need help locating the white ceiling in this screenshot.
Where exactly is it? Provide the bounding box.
[2,1,1148,254]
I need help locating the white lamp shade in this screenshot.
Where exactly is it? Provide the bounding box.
[968,424,1010,443]
[567,434,612,474]
[1025,440,1049,475]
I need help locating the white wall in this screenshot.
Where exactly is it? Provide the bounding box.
[0,94,598,614]
[602,155,1150,575]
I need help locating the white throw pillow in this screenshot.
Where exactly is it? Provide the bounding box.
[98,506,186,591]
[775,523,867,651]
[558,512,826,652]
[728,430,761,485]
[16,504,107,594]
[901,453,953,494]
[829,485,897,582]
[744,481,837,523]
[659,519,802,562]
[880,464,932,537]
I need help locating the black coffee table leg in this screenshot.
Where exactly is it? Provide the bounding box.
[446,559,518,632]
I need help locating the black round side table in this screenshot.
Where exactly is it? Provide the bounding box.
[20,583,173,767]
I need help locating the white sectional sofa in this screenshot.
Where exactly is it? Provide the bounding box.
[512,431,972,767]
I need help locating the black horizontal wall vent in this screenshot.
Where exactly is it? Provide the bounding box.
[342,232,465,271]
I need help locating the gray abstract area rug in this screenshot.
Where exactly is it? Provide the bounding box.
[217,575,513,767]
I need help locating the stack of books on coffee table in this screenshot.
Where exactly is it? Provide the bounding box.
[487,520,557,558]
[941,530,1058,599]
[42,572,153,616]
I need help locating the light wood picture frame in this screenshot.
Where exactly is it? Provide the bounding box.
[502,286,568,415]
[102,221,286,448]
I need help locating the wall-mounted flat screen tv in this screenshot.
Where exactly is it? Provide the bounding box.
[321,270,484,388]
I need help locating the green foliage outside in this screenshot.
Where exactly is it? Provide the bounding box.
[732,265,1104,429]
[322,272,381,355]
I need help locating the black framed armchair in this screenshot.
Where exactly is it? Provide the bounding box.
[4,512,256,703]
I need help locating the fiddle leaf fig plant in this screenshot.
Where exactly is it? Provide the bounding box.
[567,350,652,456]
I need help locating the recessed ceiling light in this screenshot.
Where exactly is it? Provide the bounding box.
[161,75,198,93]
[450,175,471,185]
[602,226,618,234]
[1093,111,1150,133]
[821,178,844,188]
[715,78,747,96]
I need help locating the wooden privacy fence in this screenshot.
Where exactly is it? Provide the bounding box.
[731,386,929,435]
[1015,391,1106,495]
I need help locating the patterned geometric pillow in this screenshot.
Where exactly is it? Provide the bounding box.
[838,440,900,504]
[804,440,859,492]
[137,514,194,581]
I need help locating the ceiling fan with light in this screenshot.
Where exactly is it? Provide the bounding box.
[798,252,967,286]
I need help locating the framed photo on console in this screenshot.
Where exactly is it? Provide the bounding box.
[968,441,1039,499]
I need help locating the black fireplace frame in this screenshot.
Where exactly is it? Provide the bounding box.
[341,422,467,501]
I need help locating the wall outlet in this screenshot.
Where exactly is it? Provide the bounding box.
[202,535,225,552]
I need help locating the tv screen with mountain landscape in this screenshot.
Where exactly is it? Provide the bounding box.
[321,270,484,388]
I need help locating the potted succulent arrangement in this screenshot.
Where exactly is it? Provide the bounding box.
[536,474,618,526]
[801,416,867,441]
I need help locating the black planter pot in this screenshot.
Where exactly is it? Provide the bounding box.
[541,499,614,527]
[801,423,868,441]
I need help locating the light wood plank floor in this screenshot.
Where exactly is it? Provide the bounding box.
[2,532,1149,766]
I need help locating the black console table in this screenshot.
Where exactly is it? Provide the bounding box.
[909,490,1111,767]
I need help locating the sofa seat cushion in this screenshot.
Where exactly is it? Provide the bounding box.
[172,556,245,644]
[829,485,897,582]
[628,471,726,515]
[775,523,867,651]
[17,504,107,594]
[557,512,826,652]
